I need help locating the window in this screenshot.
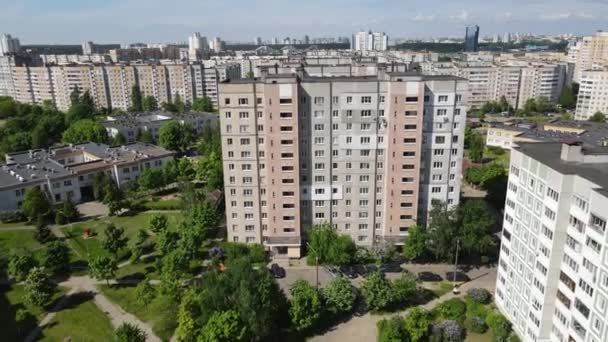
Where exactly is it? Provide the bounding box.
[238,98,248,105]
[405,96,418,102]
[279,98,292,104]
[586,236,601,254]
[313,97,324,104]
[280,112,292,118]
[224,98,230,105]
[438,95,448,102]
[435,136,445,144]
[590,214,606,233]
[544,208,556,221]
[433,149,444,156]
[405,111,417,116]
[547,187,559,201]
[437,109,447,116]
[361,110,371,117]
[361,96,372,103]
[542,225,553,240]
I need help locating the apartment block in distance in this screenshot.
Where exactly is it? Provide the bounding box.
[219,70,466,258]
[495,141,608,342]
[575,67,608,120]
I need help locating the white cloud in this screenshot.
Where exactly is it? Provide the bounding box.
[541,12,594,20]
[412,14,436,22]
[449,9,470,21]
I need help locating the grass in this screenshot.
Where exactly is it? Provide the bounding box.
[0,221,32,229]
[62,211,183,260]
[0,229,45,259]
[483,147,510,169]
[0,285,68,341]
[99,284,178,341]
[466,331,492,341]
[142,198,183,210]
[116,259,159,280]
[428,281,454,298]
[39,292,114,342]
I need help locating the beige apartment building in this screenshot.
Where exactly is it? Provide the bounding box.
[425,61,568,110]
[569,31,608,83]
[219,71,467,257]
[7,63,240,111]
[575,68,608,120]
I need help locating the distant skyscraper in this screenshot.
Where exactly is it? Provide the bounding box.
[303,35,310,44]
[464,25,479,52]
[255,37,262,45]
[188,32,208,60]
[212,37,223,52]
[82,41,95,55]
[272,37,279,45]
[0,34,20,56]
[352,31,388,51]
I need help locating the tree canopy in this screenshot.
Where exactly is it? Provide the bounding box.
[589,111,606,123]
[158,121,194,151]
[192,96,214,112]
[63,119,109,144]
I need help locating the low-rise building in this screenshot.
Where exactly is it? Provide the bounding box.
[102,111,218,143]
[0,143,174,212]
[486,120,608,150]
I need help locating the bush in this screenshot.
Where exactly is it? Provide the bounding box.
[486,311,512,342]
[466,316,488,334]
[434,320,464,342]
[436,298,467,321]
[0,210,26,223]
[508,334,522,342]
[467,288,491,304]
[54,211,67,225]
[377,317,408,342]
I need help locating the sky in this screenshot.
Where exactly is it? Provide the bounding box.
[1,0,607,44]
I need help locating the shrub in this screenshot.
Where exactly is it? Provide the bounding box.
[508,334,522,342]
[436,320,464,342]
[467,288,491,304]
[54,211,67,225]
[486,311,512,342]
[436,298,467,321]
[377,317,408,342]
[466,316,488,334]
[0,210,26,223]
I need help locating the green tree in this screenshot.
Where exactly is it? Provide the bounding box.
[0,97,18,118]
[196,150,224,190]
[558,86,576,109]
[458,199,496,256]
[392,272,418,304]
[402,225,427,261]
[142,96,158,112]
[63,119,109,144]
[468,131,485,163]
[149,214,169,234]
[80,90,96,113]
[102,224,129,260]
[426,202,459,261]
[589,111,606,123]
[21,187,51,222]
[323,276,356,315]
[136,130,154,143]
[102,180,126,216]
[404,307,432,342]
[360,271,394,311]
[113,132,127,146]
[307,223,356,266]
[135,279,156,308]
[173,94,186,113]
[377,317,408,342]
[70,88,82,107]
[486,312,512,342]
[246,71,254,78]
[130,86,143,112]
[113,322,146,342]
[41,241,71,274]
[158,249,190,297]
[289,280,323,331]
[436,298,467,321]
[89,255,117,286]
[199,310,247,342]
[138,167,166,191]
[8,250,38,281]
[192,97,214,112]
[158,121,194,152]
[23,267,55,307]
[31,114,66,148]
[62,198,79,222]
[175,290,200,342]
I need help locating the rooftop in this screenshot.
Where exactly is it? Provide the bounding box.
[489,119,608,147]
[102,111,217,130]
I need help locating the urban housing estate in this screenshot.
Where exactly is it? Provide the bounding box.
[219,69,467,257]
[495,141,608,342]
[0,143,174,212]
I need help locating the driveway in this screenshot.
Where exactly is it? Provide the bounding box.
[276,266,333,296]
[76,201,109,219]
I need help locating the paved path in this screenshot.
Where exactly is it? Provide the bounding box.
[309,268,497,342]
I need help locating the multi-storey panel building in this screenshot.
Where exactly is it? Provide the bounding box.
[575,68,608,121]
[495,141,608,342]
[219,72,466,257]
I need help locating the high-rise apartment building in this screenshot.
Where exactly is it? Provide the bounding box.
[188,32,208,61]
[575,68,608,120]
[352,31,388,52]
[211,37,223,53]
[495,141,608,342]
[568,31,608,83]
[0,56,15,97]
[5,63,239,111]
[82,41,95,55]
[464,25,480,52]
[0,34,20,56]
[219,71,466,257]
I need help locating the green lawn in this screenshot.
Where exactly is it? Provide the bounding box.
[0,285,68,341]
[62,212,183,260]
[484,147,510,169]
[0,229,45,258]
[466,332,492,341]
[428,281,454,298]
[142,198,183,210]
[0,221,32,229]
[99,285,178,341]
[116,259,159,280]
[39,292,114,342]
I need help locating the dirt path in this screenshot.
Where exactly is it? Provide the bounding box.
[23,287,80,342]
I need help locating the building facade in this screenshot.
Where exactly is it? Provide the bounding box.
[495,142,608,342]
[219,72,466,257]
[568,32,608,83]
[0,143,174,212]
[575,68,608,120]
[0,34,20,56]
[464,25,480,52]
[352,31,388,52]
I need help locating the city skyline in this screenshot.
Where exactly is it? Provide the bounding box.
[1,0,606,44]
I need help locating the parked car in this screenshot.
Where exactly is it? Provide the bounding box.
[355,264,378,277]
[417,272,443,282]
[339,265,358,279]
[379,263,403,273]
[445,271,470,282]
[270,263,286,278]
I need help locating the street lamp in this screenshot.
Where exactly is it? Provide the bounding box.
[453,239,460,294]
[306,242,319,289]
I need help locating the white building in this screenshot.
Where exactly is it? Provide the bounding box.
[82,41,95,55]
[568,32,608,83]
[495,141,608,342]
[188,32,208,61]
[575,68,608,120]
[352,31,388,52]
[102,111,219,143]
[211,37,223,53]
[0,34,20,56]
[0,143,174,212]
